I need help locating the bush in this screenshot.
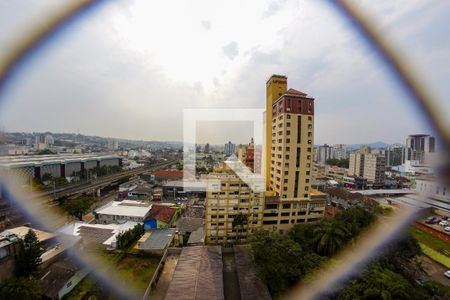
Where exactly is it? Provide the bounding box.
[116,224,145,250]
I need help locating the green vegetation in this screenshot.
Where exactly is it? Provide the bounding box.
[63,195,95,221]
[15,229,44,277]
[250,207,377,296]
[409,227,450,254]
[232,213,249,242]
[0,230,44,299]
[62,275,116,300]
[116,224,145,250]
[72,165,122,180]
[326,158,349,168]
[419,243,450,268]
[0,277,42,300]
[250,207,447,299]
[99,252,160,293]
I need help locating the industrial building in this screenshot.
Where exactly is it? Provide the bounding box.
[94,200,152,224]
[0,153,122,182]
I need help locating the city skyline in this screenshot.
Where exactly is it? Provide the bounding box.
[0,1,449,144]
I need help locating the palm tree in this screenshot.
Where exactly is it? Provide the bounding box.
[313,221,350,256]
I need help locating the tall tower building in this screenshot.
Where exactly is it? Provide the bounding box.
[265,75,287,189]
[263,78,325,232]
[268,88,314,199]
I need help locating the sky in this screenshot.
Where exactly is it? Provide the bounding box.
[0,0,449,145]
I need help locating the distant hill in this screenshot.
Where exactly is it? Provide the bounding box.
[347,141,391,150]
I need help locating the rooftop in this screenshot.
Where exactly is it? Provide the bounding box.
[147,205,176,224]
[0,153,121,168]
[286,88,307,96]
[187,226,205,245]
[95,200,152,218]
[350,189,415,196]
[139,228,176,250]
[1,226,56,243]
[39,256,86,299]
[164,246,224,300]
[58,221,139,246]
[176,217,204,233]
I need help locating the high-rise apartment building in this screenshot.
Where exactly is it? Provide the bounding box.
[405,134,435,163]
[265,75,287,189]
[203,75,325,242]
[264,75,325,231]
[363,154,386,188]
[202,173,264,244]
[107,138,119,150]
[348,150,385,188]
[348,153,365,177]
[316,144,332,165]
[385,145,404,167]
[224,141,236,156]
[331,144,347,160]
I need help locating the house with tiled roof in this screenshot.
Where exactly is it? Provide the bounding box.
[144,205,177,229]
[152,169,194,181]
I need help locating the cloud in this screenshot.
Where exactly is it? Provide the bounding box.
[262,0,287,18]
[201,20,211,30]
[222,41,239,60]
[0,0,448,145]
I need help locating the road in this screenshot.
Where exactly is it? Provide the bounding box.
[419,255,450,286]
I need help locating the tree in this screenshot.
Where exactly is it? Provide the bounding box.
[313,220,350,256]
[41,173,53,182]
[15,229,44,277]
[288,222,317,252]
[116,223,144,249]
[326,158,349,168]
[337,263,424,300]
[334,207,375,237]
[232,213,248,243]
[0,277,42,300]
[250,230,306,296]
[63,196,95,221]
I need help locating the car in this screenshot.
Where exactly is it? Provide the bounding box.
[415,275,429,286]
[425,216,436,224]
[439,220,448,226]
[444,270,450,279]
[444,227,450,232]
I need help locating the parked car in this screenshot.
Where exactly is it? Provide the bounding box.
[444,270,450,279]
[426,216,437,224]
[439,220,448,226]
[415,275,429,286]
[444,227,450,232]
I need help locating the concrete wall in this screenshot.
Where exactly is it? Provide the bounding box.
[41,164,61,178]
[100,158,119,167]
[65,162,82,177]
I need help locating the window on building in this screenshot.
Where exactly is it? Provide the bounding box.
[280,220,289,224]
[263,220,278,225]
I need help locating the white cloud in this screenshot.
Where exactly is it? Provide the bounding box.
[0,0,448,145]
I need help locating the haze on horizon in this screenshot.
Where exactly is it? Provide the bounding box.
[0,0,449,145]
